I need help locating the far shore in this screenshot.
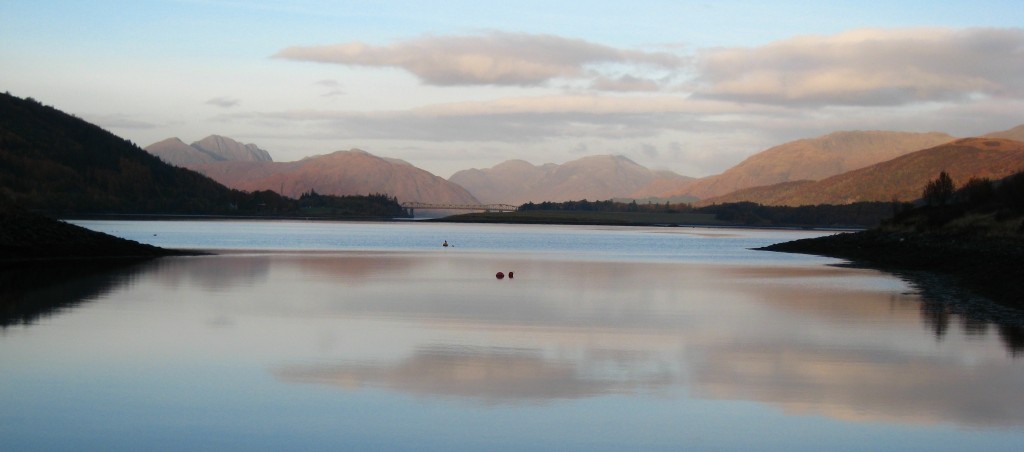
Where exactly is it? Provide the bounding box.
[56,213,414,222]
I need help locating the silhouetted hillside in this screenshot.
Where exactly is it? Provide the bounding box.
[0,92,246,214]
[0,92,408,218]
[0,195,183,261]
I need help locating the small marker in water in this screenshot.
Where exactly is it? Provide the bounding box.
[495,272,504,279]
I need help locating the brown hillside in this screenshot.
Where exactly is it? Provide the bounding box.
[448,160,554,204]
[985,124,1024,142]
[193,149,479,204]
[702,138,1024,206]
[536,155,655,202]
[675,131,955,200]
[449,155,693,205]
[629,170,697,199]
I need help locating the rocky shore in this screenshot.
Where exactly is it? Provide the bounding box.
[761,229,1024,309]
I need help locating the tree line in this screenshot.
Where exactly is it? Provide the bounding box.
[520,198,899,228]
[908,169,1024,231]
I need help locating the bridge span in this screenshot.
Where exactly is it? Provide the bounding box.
[401,202,518,216]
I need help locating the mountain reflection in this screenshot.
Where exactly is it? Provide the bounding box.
[5,251,1024,429]
[261,255,1024,426]
[0,260,154,327]
[275,344,676,404]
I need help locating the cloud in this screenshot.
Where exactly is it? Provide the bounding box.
[275,345,673,404]
[589,74,663,92]
[88,113,159,130]
[205,96,241,108]
[274,31,685,89]
[694,27,1024,106]
[219,94,779,142]
[312,80,344,98]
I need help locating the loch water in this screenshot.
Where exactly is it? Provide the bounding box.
[2,221,1022,450]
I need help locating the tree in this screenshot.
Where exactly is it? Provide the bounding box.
[956,177,994,207]
[923,171,956,206]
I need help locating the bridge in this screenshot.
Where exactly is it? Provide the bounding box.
[400,202,518,216]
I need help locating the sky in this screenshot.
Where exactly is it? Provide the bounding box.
[2,1,1022,178]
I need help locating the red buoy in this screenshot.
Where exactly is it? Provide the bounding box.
[495,272,505,279]
[508,271,514,279]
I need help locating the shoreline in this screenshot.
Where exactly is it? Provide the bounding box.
[760,230,1024,311]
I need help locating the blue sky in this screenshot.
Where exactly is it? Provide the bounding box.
[2,1,1022,177]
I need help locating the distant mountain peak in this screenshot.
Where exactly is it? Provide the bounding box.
[191,135,273,162]
[145,134,274,167]
[154,146,477,205]
[449,154,694,204]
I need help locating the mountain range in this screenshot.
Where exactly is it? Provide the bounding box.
[143,126,1024,208]
[448,155,696,205]
[146,135,272,167]
[146,140,479,204]
[670,131,957,200]
[701,137,1024,206]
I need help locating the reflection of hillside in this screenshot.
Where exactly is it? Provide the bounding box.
[287,253,423,281]
[0,260,153,327]
[149,255,271,291]
[723,265,1024,356]
[269,256,1024,426]
[275,344,675,404]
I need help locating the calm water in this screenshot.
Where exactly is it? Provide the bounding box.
[2,221,1022,451]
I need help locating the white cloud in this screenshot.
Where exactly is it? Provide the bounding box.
[589,74,663,92]
[694,27,1024,106]
[205,96,241,108]
[274,31,685,90]
[218,94,781,142]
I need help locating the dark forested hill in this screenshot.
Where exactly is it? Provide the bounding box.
[0,92,247,214]
[0,92,407,218]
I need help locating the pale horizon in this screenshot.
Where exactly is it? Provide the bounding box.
[2,1,1022,179]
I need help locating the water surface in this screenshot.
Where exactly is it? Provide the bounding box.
[2,221,1021,450]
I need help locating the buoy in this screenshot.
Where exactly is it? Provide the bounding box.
[495,272,505,279]
[508,271,514,279]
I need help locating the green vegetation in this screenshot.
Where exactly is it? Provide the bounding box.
[696,202,899,228]
[435,209,724,226]
[297,191,408,218]
[444,198,898,228]
[763,171,1024,308]
[922,170,956,206]
[0,92,408,219]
